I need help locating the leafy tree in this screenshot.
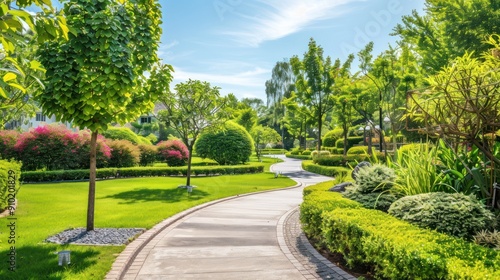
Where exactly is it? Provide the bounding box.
[282,92,314,149]
[265,60,294,140]
[406,35,500,205]
[358,42,418,152]
[36,0,165,231]
[290,38,336,150]
[195,121,253,165]
[251,125,281,160]
[157,79,228,186]
[102,126,142,144]
[331,54,356,155]
[393,0,500,73]
[234,108,258,132]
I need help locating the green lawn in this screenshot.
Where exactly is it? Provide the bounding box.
[0,170,294,279]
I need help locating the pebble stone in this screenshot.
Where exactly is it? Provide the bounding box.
[45,228,145,245]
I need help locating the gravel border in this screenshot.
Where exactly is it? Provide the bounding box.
[45,228,145,246]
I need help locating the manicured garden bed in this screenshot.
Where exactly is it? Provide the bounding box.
[0,172,295,279]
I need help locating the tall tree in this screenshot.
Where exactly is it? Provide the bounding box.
[393,0,500,73]
[265,60,294,140]
[37,0,164,231]
[290,38,335,150]
[157,79,228,187]
[0,0,68,124]
[250,125,281,161]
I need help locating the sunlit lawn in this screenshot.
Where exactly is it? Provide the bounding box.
[0,157,293,279]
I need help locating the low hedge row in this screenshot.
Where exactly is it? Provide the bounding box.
[259,148,287,154]
[21,165,265,183]
[301,183,500,279]
[285,153,312,160]
[301,161,350,177]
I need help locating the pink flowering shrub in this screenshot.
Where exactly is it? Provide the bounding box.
[0,130,20,160]
[106,139,140,167]
[14,125,111,170]
[156,139,189,166]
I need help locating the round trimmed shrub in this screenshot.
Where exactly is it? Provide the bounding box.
[322,128,343,147]
[388,192,495,239]
[347,146,376,155]
[195,121,253,165]
[106,139,140,167]
[138,144,157,166]
[102,126,141,144]
[354,164,396,193]
[343,188,398,212]
[0,130,20,160]
[157,139,189,166]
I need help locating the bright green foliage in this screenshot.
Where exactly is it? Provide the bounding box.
[137,144,157,166]
[250,125,281,160]
[301,160,350,177]
[394,0,500,73]
[37,0,163,131]
[106,139,140,168]
[300,181,361,239]
[0,0,68,101]
[389,192,495,239]
[347,146,376,155]
[158,79,228,186]
[387,142,450,196]
[195,121,253,165]
[102,126,142,144]
[354,164,396,193]
[342,189,397,212]
[0,160,21,210]
[290,38,336,150]
[36,0,164,231]
[302,181,500,279]
[322,128,343,147]
[234,108,258,132]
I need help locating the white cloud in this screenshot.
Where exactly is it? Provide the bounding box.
[222,0,361,47]
[171,66,269,88]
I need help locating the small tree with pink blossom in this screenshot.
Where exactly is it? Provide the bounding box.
[156,139,189,167]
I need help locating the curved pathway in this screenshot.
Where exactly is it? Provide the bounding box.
[106,155,355,280]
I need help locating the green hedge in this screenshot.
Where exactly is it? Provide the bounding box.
[321,146,340,154]
[301,182,500,279]
[259,149,286,154]
[302,161,350,177]
[335,136,364,149]
[0,160,22,210]
[285,153,312,160]
[21,165,264,183]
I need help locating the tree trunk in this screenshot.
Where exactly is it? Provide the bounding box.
[86,130,98,231]
[186,144,193,186]
[342,125,348,156]
[317,111,322,151]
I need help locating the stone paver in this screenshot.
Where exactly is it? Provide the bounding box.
[106,155,354,280]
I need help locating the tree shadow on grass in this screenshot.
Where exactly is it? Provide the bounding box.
[101,188,210,204]
[0,245,99,279]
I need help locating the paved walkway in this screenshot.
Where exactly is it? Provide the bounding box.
[106,155,356,280]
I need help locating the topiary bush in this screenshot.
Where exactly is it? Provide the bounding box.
[388,192,495,239]
[354,163,396,193]
[195,121,253,165]
[106,139,140,167]
[157,139,189,167]
[138,144,157,166]
[101,126,141,144]
[347,146,376,155]
[343,187,398,212]
[322,128,343,147]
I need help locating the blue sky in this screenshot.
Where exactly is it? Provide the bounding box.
[159,0,425,103]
